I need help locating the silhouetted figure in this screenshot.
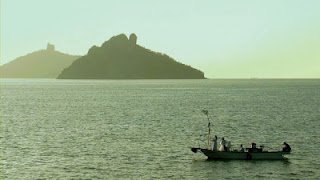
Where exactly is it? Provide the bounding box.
[219,137,227,151]
[211,135,218,151]
[240,144,245,152]
[226,141,232,151]
[248,142,261,153]
[282,142,291,152]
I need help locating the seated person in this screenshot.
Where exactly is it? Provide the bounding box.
[248,143,260,153]
[225,141,231,151]
[282,142,291,152]
[239,144,245,152]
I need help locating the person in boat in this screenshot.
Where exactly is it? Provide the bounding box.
[219,137,227,151]
[226,141,231,151]
[248,142,260,153]
[239,144,245,152]
[211,135,218,151]
[251,142,256,149]
[282,142,291,152]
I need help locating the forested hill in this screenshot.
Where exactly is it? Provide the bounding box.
[0,44,79,78]
[57,34,205,79]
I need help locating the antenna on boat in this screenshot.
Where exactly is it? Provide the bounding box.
[202,109,211,149]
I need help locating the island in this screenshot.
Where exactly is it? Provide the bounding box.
[0,43,80,78]
[57,33,205,79]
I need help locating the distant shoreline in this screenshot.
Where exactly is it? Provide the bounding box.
[0,78,319,80]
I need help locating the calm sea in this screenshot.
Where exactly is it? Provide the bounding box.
[0,79,319,179]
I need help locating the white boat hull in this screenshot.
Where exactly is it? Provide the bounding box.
[200,149,288,160]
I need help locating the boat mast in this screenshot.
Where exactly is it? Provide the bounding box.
[202,110,211,149]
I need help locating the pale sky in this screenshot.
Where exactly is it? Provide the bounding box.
[1,0,320,78]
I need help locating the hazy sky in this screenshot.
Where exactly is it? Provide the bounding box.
[1,0,320,78]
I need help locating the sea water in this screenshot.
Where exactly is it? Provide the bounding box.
[0,79,319,179]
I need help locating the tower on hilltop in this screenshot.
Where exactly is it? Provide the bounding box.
[47,43,55,51]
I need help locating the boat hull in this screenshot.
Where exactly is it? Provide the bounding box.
[201,149,288,160]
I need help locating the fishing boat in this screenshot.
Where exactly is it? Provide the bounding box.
[191,110,291,160]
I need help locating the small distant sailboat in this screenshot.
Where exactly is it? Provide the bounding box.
[191,110,291,160]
